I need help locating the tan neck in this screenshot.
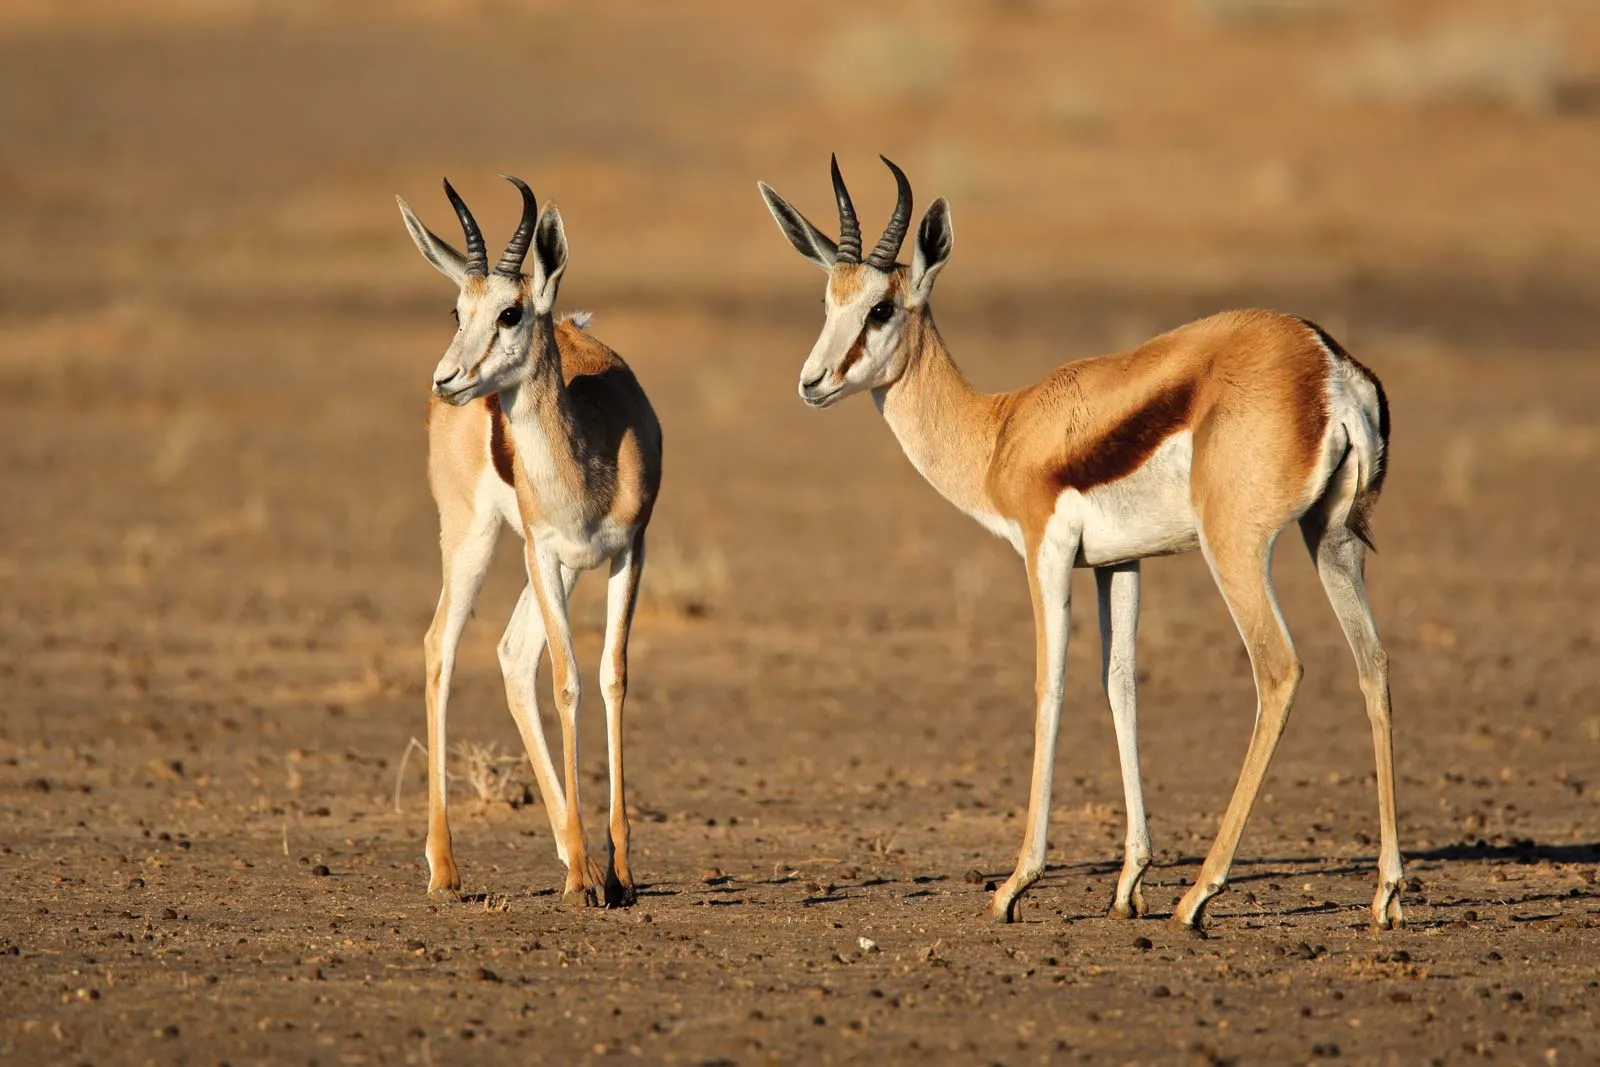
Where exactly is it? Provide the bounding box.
[872,311,1000,519]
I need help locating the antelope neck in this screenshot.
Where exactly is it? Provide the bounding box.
[871,311,1001,521]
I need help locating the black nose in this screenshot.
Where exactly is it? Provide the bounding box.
[801,370,827,390]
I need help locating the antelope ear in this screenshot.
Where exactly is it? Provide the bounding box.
[530,203,568,313]
[757,182,838,272]
[907,197,952,306]
[397,196,468,283]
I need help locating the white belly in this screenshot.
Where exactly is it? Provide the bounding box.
[481,471,630,573]
[1062,430,1200,567]
[539,520,634,572]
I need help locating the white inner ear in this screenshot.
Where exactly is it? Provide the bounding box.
[531,213,567,311]
[908,199,953,305]
[397,197,467,283]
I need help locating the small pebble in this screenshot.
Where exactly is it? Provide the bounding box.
[310,864,331,877]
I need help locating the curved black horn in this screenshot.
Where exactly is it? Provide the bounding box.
[495,175,539,276]
[830,154,862,264]
[865,156,913,271]
[442,178,488,277]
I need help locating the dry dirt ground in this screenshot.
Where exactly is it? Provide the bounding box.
[2,4,1599,1065]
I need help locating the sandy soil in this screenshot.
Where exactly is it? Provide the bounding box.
[1,3,1598,1064]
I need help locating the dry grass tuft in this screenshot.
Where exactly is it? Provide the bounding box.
[449,740,526,805]
[1326,22,1578,116]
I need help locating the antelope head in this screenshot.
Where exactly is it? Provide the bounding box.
[397,176,568,405]
[758,155,953,407]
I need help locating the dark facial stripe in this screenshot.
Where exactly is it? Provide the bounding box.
[486,393,515,487]
[836,326,868,378]
[1054,381,1197,491]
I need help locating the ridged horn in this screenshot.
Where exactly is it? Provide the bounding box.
[865,156,913,271]
[830,154,862,264]
[443,178,488,277]
[495,175,538,276]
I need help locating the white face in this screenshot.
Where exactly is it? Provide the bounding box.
[758,168,954,410]
[397,186,568,407]
[798,265,911,408]
[430,274,535,406]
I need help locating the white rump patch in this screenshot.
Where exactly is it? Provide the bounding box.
[561,311,593,331]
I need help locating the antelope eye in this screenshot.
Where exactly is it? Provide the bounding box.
[498,305,523,329]
[449,307,459,323]
[868,300,896,324]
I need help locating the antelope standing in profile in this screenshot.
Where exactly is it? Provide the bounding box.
[758,157,1400,929]
[397,177,662,907]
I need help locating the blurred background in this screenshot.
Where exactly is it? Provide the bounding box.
[4,0,1599,308]
[2,1,1599,1062]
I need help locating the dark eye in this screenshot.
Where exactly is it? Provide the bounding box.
[498,305,523,329]
[867,300,895,324]
[449,307,460,324]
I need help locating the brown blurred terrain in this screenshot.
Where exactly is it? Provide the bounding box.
[1,1,1598,1064]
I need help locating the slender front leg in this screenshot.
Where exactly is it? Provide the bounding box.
[497,577,578,869]
[1097,562,1152,919]
[992,532,1077,923]
[527,541,602,905]
[421,515,498,899]
[599,531,645,907]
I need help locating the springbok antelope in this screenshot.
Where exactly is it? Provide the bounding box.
[758,156,1399,929]
[397,176,662,907]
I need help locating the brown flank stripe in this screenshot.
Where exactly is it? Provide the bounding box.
[486,393,515,487]
[1054,380,1196,492]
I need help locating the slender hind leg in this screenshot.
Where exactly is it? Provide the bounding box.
[497,572,579,870]
[1303,518,1403,928]
[599,531,645,907]
[422,511,499,898]
[1173,525,1303,928]
[991,529,1078,923]
[1098,562,1152,919]
[527,542,603,906]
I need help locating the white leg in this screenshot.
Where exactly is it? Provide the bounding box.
[599,531,645,906]
[527,542,602,905]
[992,531,1077,923]
[497,575,577,869]
[1098,562,1152,919]
[422,513,499,898]
[1304,520,1404,928]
